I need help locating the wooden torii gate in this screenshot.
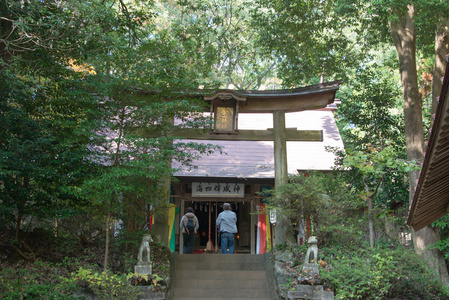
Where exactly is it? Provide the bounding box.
[170,81,342,245]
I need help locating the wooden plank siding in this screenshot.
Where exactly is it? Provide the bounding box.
[408,55,449,230]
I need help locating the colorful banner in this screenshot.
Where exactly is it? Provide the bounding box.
[266,213,272,252]
[148,204,154,230]
[168,203,178,252]
[257,204,269,254]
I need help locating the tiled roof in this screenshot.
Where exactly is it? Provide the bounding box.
[173,108,344,180]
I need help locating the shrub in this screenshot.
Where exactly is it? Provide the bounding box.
[70,267,142,300]
[320,245,449,299]
[0,262,78,300]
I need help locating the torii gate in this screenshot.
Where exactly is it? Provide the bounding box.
[170,81,342,245]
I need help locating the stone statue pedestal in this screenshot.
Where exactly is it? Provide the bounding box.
[298,262,321,285]
[288,285,334,300]
[288,236,334,299]
[135,234,153,275]
[302,262,320,275]
[135,263,152,275]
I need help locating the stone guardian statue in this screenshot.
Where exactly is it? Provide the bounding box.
[135,234,153,274]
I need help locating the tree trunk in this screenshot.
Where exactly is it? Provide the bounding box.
[432,18,449,115]
[385,213,396,241]
[367,196,374,248]
[104,210,111,270]
[15,210,23,242]
[414,226,449,284]
[364,179,381,249]
[390,4,449,284]
[0,2,13,68]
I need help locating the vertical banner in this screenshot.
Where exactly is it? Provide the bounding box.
[257,204,267,254]
[148,204,154,230]
[266,213,272,252]
[168,203,178,252]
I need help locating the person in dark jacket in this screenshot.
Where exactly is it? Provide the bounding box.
[179,207,199,254]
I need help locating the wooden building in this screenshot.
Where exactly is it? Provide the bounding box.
[167,81,344,254]
[408,55,449,231]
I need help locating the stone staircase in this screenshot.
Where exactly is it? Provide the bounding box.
[169,254,277,300]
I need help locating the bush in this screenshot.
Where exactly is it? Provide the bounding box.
[0,261,78,299]
[320,245,449,299]
[70,267,142,300]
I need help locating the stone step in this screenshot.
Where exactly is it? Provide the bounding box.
[173,298,272,300]
[171,254,275,300]
[174,278,269,289]
[175,261,266,271]
[177,254,265,264]
[173,287,271,299]
[174,269,268,280]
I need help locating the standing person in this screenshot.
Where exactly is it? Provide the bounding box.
[180,207,199,254]
[216,203,237,254]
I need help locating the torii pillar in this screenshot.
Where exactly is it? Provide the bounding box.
[273,110,289,245]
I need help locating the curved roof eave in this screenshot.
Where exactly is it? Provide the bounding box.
[203,81,342,113]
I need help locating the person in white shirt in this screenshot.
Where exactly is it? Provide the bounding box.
[216,203,237,254]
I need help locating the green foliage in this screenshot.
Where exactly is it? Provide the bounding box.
[251,0,370,85]
[0,63,98,233]
[172,0,277,89]
[319,222,366,249]
[321,245,449,300]
[0,230,172,298]
[335,58,404,151]
[0,261,78,300]
[343,147,417,179]
[127,272,163,287]
[339,145,417,215]
[267,171,327,236]
[70,267,142,299]
[333,52,410,212]
[431,215,449,262]
[1,0,224,236]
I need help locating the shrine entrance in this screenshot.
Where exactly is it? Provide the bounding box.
[173,181,271,254]
[181,200,252,254]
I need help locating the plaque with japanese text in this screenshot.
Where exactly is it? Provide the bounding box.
[192,182,244,198]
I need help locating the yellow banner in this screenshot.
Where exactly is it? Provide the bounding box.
[266,214,272,252]
[168,203,178,251]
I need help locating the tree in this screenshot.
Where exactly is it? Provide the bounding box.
[0,0,222,265]
[335,57,405,151]
[162,0,277,90]
[64,0,224,268]
[0,0,102,243]
[251,0,365,86]
[336,0,449,282]
[342,147,414,248]
[337,0,449,281]
[253,0,449,282]
[383,1,449,283]
[266,172,326,243]
[334,57,413,242]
